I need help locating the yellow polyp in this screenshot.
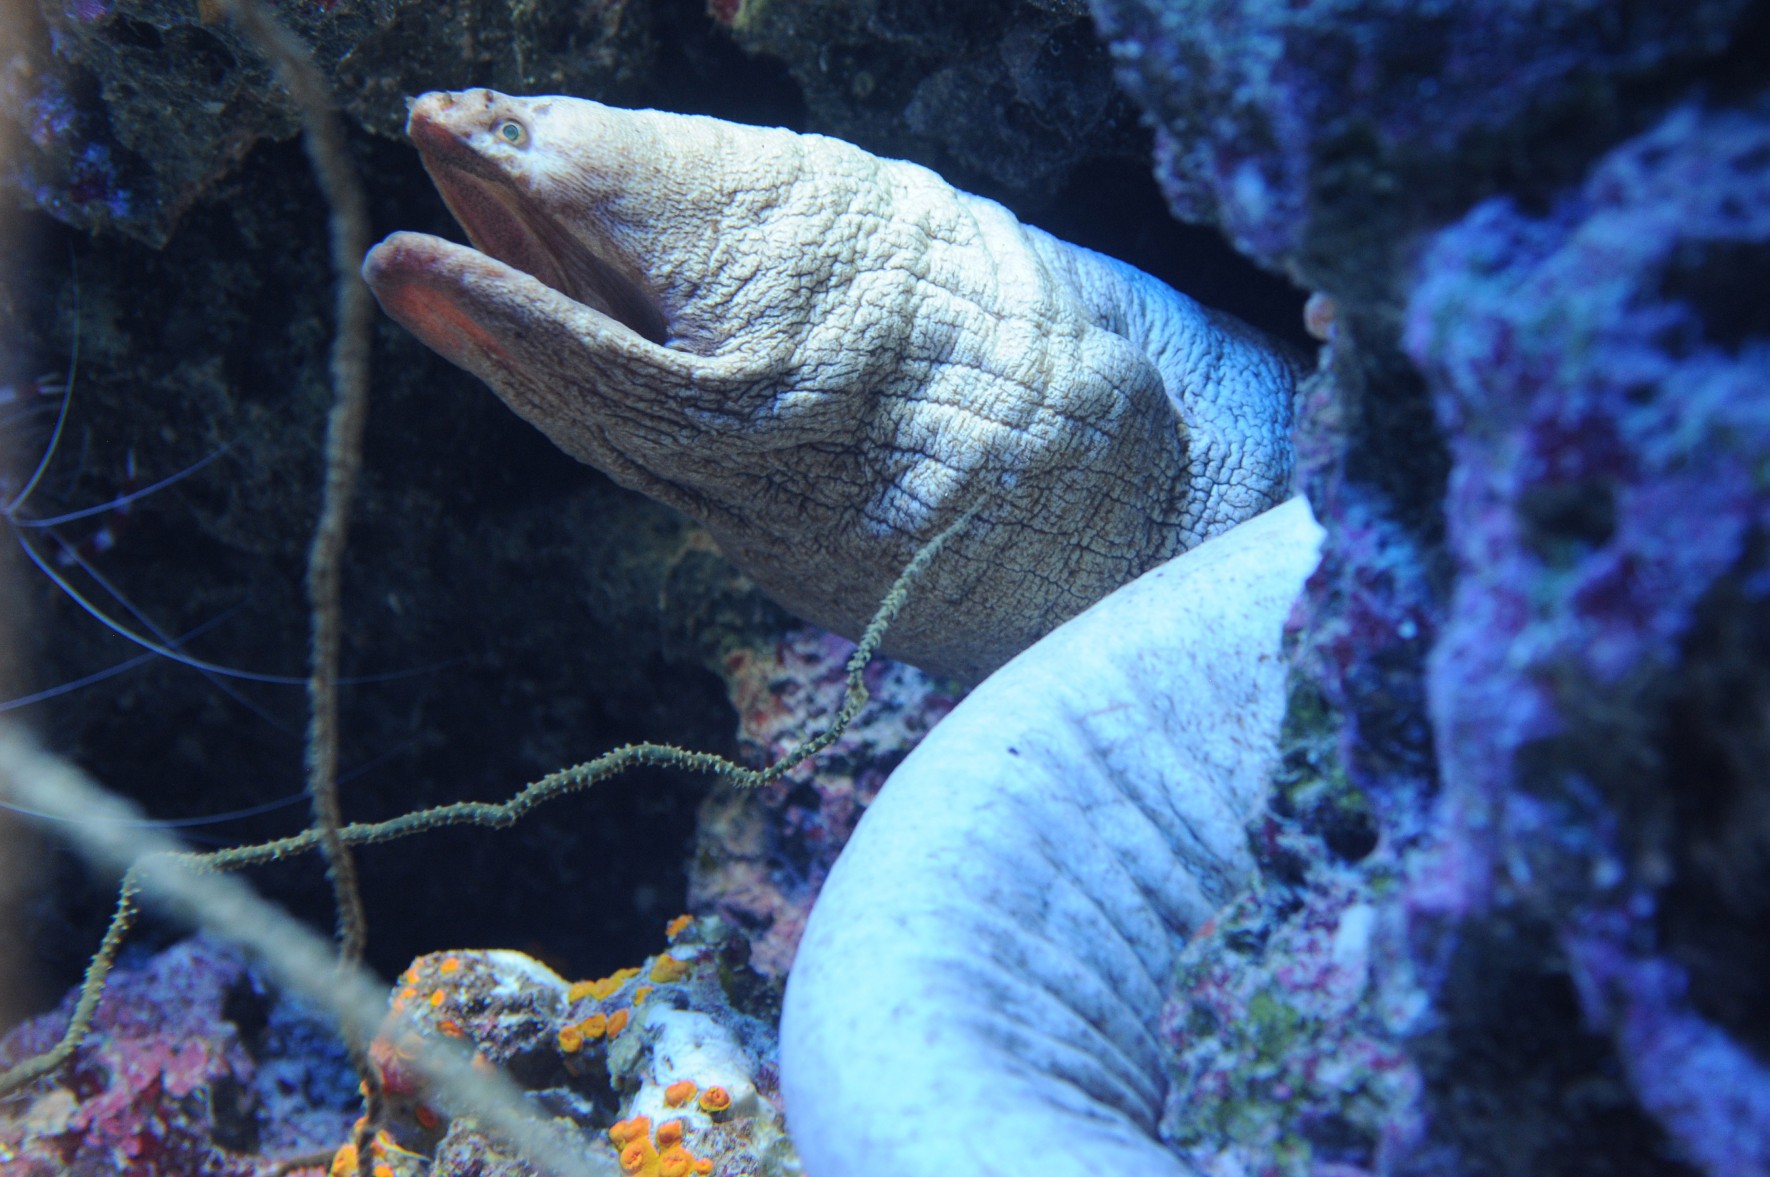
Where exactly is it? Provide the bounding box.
[437,1018,465,1038]
[698,1086,731,1115]
[656,1119,685,1147]
[665,914,694,940]
[693,1160,712,1175]
[579,1012,609,1039]
[328,1144,357,1177]
[609,1116,651,1147]
[428,989,447,1008]
[373,1166,395,1177]
[558,1024,585,1054]
[649,954,691,984]
[440,956,462,974]
[658,1145,696,1177]
[607,1008,630,1037]
[399,986,418,1002]
[633,986,655,1004]
[663,1079,697,1107]
[575,970,634,1001]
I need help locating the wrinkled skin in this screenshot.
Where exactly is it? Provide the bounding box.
[364,90,1298,681]
[783,498,1325,1177]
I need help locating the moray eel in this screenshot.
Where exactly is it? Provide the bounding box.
[362,89,1298,683]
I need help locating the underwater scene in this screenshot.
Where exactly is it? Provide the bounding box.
[0,0,1766,1174]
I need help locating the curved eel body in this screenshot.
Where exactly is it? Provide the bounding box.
[781,496,1324,1177]
[363,90,1298,682]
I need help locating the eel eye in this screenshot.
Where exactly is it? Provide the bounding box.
[495,119,527,146]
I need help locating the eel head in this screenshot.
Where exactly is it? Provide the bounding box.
[363,90,1298,682]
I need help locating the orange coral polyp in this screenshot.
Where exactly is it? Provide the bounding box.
[658,1145,696,1177]
[607,1008,630,1037]
[558,1024,585,1053]
[649,954,691,984]
[619,1141,650,1174]
[698,1086,732,1114]
[605,1114,714,1177]
[665,914,694,939]
[573,965,644,1003]
[580,1012,609,1039]
[664,1079,697,1107]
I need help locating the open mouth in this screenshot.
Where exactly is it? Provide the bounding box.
[419,147,671,348]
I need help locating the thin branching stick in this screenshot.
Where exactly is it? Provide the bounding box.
[0,728,617,1177]
[215,0,374,973]
[0,502,979,1102]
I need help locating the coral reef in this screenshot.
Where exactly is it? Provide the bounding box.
[1408,95,1770,1173]
[0,919,794,1176]
[1092,0,1754,284]
[718,0,1141,208]
[0,0,655,244]
[1092,1,1770,1173]
[691,627,958,978]
[0,935,355,1176]
[1159,873,1422,1172]
[341,915,796,1177]
[5,0,1769,1174]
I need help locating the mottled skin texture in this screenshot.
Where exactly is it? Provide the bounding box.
[364,90,1297,682]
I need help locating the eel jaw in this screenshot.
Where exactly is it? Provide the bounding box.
[400,95,670,348]
[360,230,545,375]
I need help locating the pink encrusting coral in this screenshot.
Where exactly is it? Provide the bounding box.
[1159,871,1425,1172]
[689,627,959,976]
[0,936,355,1176]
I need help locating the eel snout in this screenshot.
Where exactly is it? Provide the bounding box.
[377,89,670,348]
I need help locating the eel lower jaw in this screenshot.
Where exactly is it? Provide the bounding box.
[362,231,593,375]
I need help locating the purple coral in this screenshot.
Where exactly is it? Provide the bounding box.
[1407,97,1770,1172]
[1092,0,1753,272]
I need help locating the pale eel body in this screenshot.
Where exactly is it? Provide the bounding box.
[783,497,1324,1177]
[362,89,1298,682]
